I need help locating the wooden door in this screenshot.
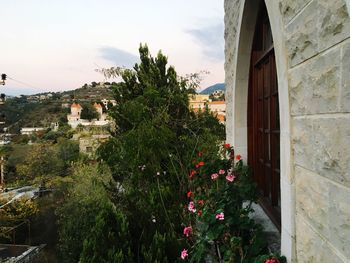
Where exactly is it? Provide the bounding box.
[248,3,281,228]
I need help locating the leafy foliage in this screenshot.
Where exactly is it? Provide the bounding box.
[80,102,99,121]
[15,141,78,187]
[180,145,267,263]
[97,44,225,262]
[80,203,134,263]
[0,197,38,240]
[56,163,113,263]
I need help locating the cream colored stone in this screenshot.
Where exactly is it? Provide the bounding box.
[285,0,318,66]
[341,42,350,112]
[289,48,341,115]
[291,118,314,171]
[329,184,350,258]
[318,0,350,51]
[279,0,312,24]
[313,116,350,187]
[296,215,346,262]
[295,166,330,238]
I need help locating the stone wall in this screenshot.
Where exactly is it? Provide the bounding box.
[225,0,350,262]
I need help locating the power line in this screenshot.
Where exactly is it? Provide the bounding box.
[6,76,40,90]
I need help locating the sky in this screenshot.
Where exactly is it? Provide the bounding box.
[0,0,224,96]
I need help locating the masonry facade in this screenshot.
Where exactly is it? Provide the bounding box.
[224,0,350,262]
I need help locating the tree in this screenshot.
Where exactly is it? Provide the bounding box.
[80,203,134,263]
[98,44,225,262]
[16,143,66,186]
[57,163,113,263]
[80,103,99,121]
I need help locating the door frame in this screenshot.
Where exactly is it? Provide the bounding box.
[225,0,295,261]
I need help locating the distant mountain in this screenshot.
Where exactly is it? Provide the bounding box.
[200,83,225,94]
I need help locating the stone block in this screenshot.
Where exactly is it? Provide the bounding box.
[291,118,314,171]
[340,42,350,112]
[295,166,330,239]
[285,0,318,66]
[318,0,350,52]
[289,48,341,115]
[329,184,350,258]
[279,0,312,25]
[296,215,345,262]
[313,116,350,187]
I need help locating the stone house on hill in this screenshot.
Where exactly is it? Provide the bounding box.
[67,102,109,128]
[225,0,350,262]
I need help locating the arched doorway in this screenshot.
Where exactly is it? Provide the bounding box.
[225,0,295,260]
[247,2,281,229]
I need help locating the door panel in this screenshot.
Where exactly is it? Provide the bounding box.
[248,3,281,228]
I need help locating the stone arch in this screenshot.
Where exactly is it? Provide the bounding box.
[226,0,295,261]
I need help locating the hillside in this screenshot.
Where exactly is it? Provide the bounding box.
[2,82,115,133]
[200,83,225,94]
[58,82,114,101]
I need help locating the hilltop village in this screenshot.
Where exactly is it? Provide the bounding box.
[0,74,227,261]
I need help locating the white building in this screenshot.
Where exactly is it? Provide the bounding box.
[20,127,46,135]
[67,102,110,128]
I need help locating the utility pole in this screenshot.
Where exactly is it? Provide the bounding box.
[0,74,6,86]
[0,73,6,190]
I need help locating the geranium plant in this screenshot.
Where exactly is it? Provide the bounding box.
[180,144,269,262]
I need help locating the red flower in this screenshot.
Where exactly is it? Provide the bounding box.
[236,154,241,161]
[189,170,196,178]
[198,151,203,157]
[198,161,205,167]
[265,258,279,263]
[223,143,231,148]
[197,210,202,217]
[187,191,193,198]
[197,199,205,206]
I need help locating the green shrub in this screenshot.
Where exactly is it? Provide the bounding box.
[180,144,267,262]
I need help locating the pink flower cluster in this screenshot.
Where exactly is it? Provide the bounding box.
[188,201,196,213]
[211,173,219,180]
[183,226,193,237]
[226,168,236,182]
[215,212,224,220]
[181,249,188,260]
[226,174,236,182]
[211,169,236,183]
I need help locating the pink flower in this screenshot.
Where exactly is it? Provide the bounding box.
[211,173,219,180]
[218,169,225,175]
[181,249,188,260]
[216,212,224,220]
[188,201,196,213]
[226,174,236,182]
[183,226,193,237]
